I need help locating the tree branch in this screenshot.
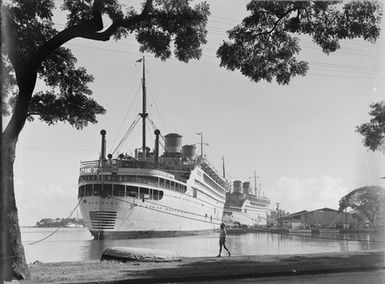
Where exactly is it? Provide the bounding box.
[267,8,298,36]
[3,0,153,140]
[303,7,316,31]
[1,9,22,74]
[244,7,299,42]
[143,0,154,14]
[3,75,37,140]
[91,0,104,31]
[31,2,152,70]
[78,21,122,41]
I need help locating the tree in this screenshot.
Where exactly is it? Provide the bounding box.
[217,1,383,85]
[356,101,385,151]
[1,0,209,280]
[339,185,385,225]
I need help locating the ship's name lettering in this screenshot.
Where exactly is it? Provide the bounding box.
[80,167,98,174]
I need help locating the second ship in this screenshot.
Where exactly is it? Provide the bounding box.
[223,179,270,228]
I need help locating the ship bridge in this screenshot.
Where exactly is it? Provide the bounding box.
[80,158,192,183]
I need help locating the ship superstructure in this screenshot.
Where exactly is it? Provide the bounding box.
[223,179,270,227]
[78,57,228,239]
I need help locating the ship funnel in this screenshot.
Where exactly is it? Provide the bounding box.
[182,144,196,160]
[243,182,250,195]
[100,130,106,160]
[154,129,160,163]
[233,180,242,193]
[165,133,182,153]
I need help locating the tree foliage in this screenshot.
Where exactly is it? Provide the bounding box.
[217,0,383,84]
[1,0,209,280]
[339,185,385,224]
[356,101,385,152]
[1,0,210,132]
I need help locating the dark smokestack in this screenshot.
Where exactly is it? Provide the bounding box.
[100,130,106,160]
[154,129,160,163]
[243,182,250,195]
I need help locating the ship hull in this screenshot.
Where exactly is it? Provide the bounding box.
[78,165,226,239]
[223,209,268,227]
[223,199,270,227]
[90,229,215,239]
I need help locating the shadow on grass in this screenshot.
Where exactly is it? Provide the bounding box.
[112,252,384,284]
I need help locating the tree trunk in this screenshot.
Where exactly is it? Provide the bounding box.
[0,61,39,281]
[1,134,30,281]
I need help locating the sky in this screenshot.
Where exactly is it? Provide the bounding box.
[6,0,385,226]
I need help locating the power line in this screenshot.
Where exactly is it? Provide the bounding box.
[65,42,381,78]
[55,18,383,59]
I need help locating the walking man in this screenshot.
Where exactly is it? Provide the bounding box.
[217,223,230,257]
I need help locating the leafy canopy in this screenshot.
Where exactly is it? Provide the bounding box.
[1,1,210,281]
[217,0,383,85]
[1,0,210,130]
[339,185,385,224]
[356,101,385,152]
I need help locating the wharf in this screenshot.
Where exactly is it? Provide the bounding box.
[28,250,384,283]
[227,227,385,234]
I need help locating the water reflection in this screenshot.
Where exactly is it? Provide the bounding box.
[21,228,384,263]
[86,233,219,260]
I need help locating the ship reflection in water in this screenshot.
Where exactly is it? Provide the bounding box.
[21,227,384,263]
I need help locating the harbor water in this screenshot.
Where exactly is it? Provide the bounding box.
[21,227,384,263]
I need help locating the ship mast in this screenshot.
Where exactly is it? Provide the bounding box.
[196,132,208,160]
[222,156,226,179]
[139,56,148,160]
[253,171,259,196]
[197,132,203,159]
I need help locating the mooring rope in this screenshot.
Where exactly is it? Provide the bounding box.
[27,198,83,246]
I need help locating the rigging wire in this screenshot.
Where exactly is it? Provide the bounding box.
[147,116,165,150]
[146,116,160,135]
[146,74,170,132]
[111,115,141,156]
[27,198,83,246]
[109,79,142,154]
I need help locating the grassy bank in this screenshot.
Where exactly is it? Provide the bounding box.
[19,250,385,283]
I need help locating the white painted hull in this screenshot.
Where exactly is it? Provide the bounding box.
[78,166,226,239]
[223,199,269,227]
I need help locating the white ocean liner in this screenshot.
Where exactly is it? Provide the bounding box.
[78,57,228,239]
[223,178,270,227]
